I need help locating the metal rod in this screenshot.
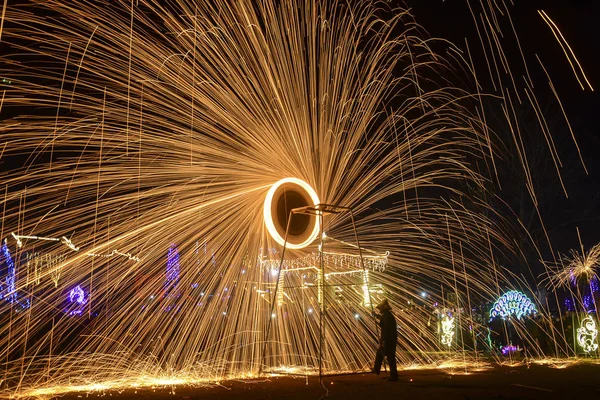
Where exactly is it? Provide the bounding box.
[319,209,324,382]
[259,210,293,377]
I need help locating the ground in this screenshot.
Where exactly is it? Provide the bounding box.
[55,363,600,400]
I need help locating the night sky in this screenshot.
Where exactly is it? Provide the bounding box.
[406,0,600,262]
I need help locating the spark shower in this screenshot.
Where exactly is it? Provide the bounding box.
[0,0,594,397]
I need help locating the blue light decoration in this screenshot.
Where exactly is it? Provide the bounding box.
[590,276,599,293]
[501,344,521,355]
[1,240,17,303]
[583,294,595,313]
[489,290,536,321]
[165,243,180,298]
[564,298,575,312]
[66,285,87,316]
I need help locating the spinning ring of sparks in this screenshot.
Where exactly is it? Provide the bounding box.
[263,178,320,249]
[0,0,594,397]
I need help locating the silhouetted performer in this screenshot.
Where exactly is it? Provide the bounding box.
[372,299,398,381]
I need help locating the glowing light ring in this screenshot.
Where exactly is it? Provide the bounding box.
[577,316,599,353]
[263,178,320,249]
[489,290,536,321]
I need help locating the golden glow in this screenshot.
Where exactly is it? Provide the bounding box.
[263,177,320,250]
[0,0,593,397]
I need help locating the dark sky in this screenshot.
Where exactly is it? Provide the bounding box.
[405,0,600,262]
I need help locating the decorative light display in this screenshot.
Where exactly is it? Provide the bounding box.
[11,232,139,265]
[440,314,455,347]
[276,272,285,306]
[548,243,600,290]
[489,290,536,321]
[11,232,79,251]
[570,269,577,286]
[564,298,575,312]
[501,345,521,355]
[1,241,17,303]
[67,285,87,316]
[577,316,599,353]
[260,251,388,273]
[583,295,595,313]
[591,276,600,293]
[87,250,140,262]
[165,244,180,297]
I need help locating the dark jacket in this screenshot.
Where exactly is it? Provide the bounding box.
[379,309,397,352]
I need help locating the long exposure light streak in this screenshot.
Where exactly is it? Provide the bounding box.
[538,10,594,92]
[0,0,593,397]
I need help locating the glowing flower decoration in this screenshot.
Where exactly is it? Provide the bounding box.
[489,291,536,321]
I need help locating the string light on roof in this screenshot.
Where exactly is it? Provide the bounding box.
[10,232,139,261]
[11,232,80,251]
[87,250,140,262]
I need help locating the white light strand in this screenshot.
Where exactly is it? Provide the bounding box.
[259,251,388,273]
[87,250,140,262]
[9,232,139,262]
[11,232,80,251]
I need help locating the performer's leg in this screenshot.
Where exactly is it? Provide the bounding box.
[386,350,398,380]
[372,350,383,374]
